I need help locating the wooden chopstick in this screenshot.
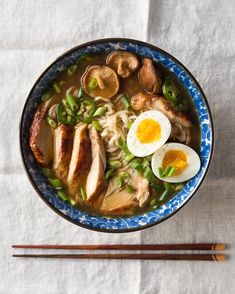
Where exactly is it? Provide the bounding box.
[12,253,225,261]
[12,243,225,251]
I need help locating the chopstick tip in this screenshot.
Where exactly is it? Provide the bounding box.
[213,243,225,251]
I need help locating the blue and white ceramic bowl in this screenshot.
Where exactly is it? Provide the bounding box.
[20,38,213,232]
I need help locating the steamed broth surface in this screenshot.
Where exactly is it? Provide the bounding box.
[39,51,201,217]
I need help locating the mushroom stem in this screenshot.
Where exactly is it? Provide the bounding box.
[96,75,105,90]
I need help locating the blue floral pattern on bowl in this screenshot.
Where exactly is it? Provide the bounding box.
[20,39,213,232]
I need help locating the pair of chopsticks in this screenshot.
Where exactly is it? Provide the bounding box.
[12,243,226,261]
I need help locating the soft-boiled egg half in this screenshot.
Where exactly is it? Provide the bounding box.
[127,110,171,157]
[151,143,201,183]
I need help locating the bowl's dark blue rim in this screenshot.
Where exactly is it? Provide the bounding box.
[19,38,214,233]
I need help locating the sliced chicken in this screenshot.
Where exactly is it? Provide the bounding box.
[53,125,73,183]
[101,168,150,212]
[30,97,57,166]
[152,96,193,128]
[67,123,92,195]
[86,127,107,201]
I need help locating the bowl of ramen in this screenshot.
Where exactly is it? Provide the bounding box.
[20,38,213,232]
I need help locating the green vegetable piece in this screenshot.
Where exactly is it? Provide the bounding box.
[105,168,116,180]
[163,181,171,191]
[65,107,74,116]
[168,167,176,177]
[66,93,78,111]
[67,64,77,76]
[92,120,102,131]
[175,184,184,191]
[158,167,163,178]
[118,138,130,154]
[57,190,68,201]
[124,153,135,162]
[56,103,76,125]
[109,160,122,168]
[69,198,77,206]
[152,205,159,210]
[52,82,61,94]
[150,181,162,191]
[130,158,142,170]
[150,198,157,207]
[126,184,134,193]
[127,121,133,130]
[41,168,53,178]
[48,178,64,189]
[115,176,124,189]
[47,116,57,128]
[76,97,97,123]
[162,77,180,103]
[62,98,70,108]
[159,189,170,202]
[119,172,130,183]
[78,87,84,98]
[143,166,154,181]
[162,165,171,177]
[80,187,87,201]
[121,96,131,110]
[93,106,107,117]
[41,91,51,102]
[88,77,98,90]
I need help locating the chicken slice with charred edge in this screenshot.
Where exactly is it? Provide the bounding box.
[53,125,73,183]
[86,127,107,201]
[30,97,58,166]
[67,123,92,196]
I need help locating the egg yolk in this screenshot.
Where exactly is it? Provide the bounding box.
[162,150,188,175]
[137,118,161,143]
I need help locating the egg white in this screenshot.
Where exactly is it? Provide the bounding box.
[127,110,171,157]
[151,143,201,183]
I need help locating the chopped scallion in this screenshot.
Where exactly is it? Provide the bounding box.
[105,168,116,180]
[47,116,57,128]
[93,106,107,117]
[92,120,102,131]
[41,168,53,178]
[121,96,131,110]
[57,190,68,201]
[78,87,84,98]
[48,178,64,189]
[53,82,61,94]
[175,184,184,191]
[69,198,77,206]
[88,77,98,90]
[109,160,122,168]
[67,64,77,76]
[162,166,171,177]
[158,167,163,178]
[41,91,51,102]
[159,189,170,202]
[115,176,124,189]
[143,166,154,181]
[126,184,134,193]
[80,187,87,201]
[168,167,176,177]
[66,93,78,111]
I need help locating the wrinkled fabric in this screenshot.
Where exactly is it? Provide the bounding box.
[0,0,234,293]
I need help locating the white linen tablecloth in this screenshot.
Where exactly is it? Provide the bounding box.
[0,0,235,293]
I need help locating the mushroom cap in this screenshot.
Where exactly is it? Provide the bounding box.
[138,58,162,94]
[81,65,119,99]
[106,50,140,78]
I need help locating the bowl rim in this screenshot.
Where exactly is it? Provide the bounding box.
[19,37,214,233]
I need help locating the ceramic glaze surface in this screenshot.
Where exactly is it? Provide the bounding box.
[20,39,213,232]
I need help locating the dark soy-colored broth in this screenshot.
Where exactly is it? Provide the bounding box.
[36,51,201,217]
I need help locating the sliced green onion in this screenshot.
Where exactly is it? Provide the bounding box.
[57,190,68,201]
[121,96,131,110]
[48,178,64,189]
[115,176,123,189]
[62,98,70,108]
[126,184,134,193]
[65,107,74,116]
[67,64,77,76]
[41,168,53,178]
[80,187,87,201]
[52,82,61,94]
[143,166,154,181]
[142,159,150,169]
[124,153,135,161]
[105,168,116,180]
[150,198,157,207]
[168,167,176,177]
[93,106,107,117]
[88,77,98,90]
[130,158,142,170]
[119,172,130,183]
[159,189,170,202]
[78,87,84,98]
[152,205,159,209]
[163,181,171,191]
[69,198,77,206]
[127,121,133,130]
[66,93,78,111]
[92,120,102,131]
[109,160,122,168]
[175,184,184,191]
[118,138,130,154]
[158,167,163,178]
[162,166,171,177]
[47,116,57,128]
[41,91,51,102]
